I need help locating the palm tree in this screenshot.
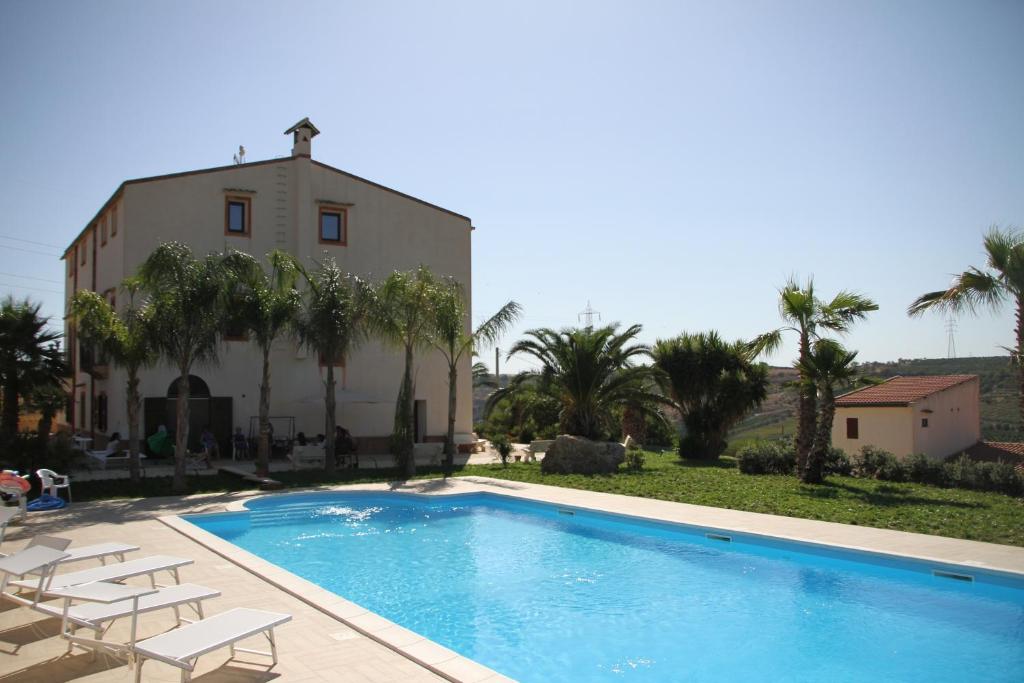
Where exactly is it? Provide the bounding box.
[374,266,444,478]
[472,360,496,389]
[70,283,157,484]
[29,383,67,450]
[295,257,374,475]
[0,296,67,440]
[799,339,859,484]
[753,278,877,477]
[909,227,1024,423]
[223,250,302,477]
[497,324,668,440]
[137,242,227,493]
[652,331,770,459]
[430,278,521,471]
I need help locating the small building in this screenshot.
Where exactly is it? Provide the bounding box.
[831,375,980,460]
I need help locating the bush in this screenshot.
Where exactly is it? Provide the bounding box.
[854,446,907,481]
[491,435,512,466]
[943,455,1024,497]
[736,440,795,475]
[624,445,645,472]
[905,453,946,487]
[822,447,853,476]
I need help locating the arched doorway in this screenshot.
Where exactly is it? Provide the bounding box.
[143,375,232,456]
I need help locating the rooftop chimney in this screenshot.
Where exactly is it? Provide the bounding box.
[284,117,320,157]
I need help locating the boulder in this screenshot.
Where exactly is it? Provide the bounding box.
[540,435,626,475]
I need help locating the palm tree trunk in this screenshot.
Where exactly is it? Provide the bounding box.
[126,371,141,485]
[258,345,272,477]
[401,344,416,478]
[173,367,189,493]
[1017,297,1024,428]
[803,387,834,484]
[796,331,816,478]
[324,363,337,475]
[36,410,53,449]
[444,361,457,475]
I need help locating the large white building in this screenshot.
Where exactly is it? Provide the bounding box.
[62,119,473,455]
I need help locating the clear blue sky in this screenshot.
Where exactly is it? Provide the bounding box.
[1,1,1021,373]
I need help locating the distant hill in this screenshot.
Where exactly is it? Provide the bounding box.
[474,356,1022,444]
[730,355,1022,444]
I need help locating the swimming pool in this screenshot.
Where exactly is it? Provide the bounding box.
[184,491,1024,682]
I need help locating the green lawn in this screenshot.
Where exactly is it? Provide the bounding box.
[69,451,1024,547]
[453,452,1024,547]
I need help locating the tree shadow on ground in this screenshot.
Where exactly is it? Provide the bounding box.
[799,480,985,509]
[668,458,737,470]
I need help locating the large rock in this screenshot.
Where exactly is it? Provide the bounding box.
[541,435,626,475]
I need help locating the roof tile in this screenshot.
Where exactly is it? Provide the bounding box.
[835,375,976,406]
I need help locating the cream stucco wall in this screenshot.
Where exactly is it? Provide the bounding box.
[832,406,914,460]
[66,149,473,451]
[831,378,981,461]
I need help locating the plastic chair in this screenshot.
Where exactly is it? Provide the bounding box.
[36,469,72,503]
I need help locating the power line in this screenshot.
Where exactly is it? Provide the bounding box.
[0,234,63,250]
[0,281,64,295]
[0,271,62,284]
[0,244,64,258]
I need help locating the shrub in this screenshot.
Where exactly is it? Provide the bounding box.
[943,455,1024,497]
[904,453,947,487]
[854,446,906,481]
[736,440,795,475]
[624,445,645,472]
[491,435,512,466]
[822,447,853,476]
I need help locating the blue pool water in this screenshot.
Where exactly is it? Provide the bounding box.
[185,492,1024,682]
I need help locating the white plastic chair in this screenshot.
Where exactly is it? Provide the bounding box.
[36,469,72,503]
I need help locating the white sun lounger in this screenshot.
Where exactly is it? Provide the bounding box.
[85,448,145,471]
[0,545,70,607]
[10,554,192,593]
[132,607,291,682]
[39,581,221,658]
[0,506,22,545]
[4,535,139,566]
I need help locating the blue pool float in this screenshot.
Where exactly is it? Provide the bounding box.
[27,494,66,511]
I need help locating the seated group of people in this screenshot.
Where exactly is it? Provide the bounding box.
[293,426,358,467]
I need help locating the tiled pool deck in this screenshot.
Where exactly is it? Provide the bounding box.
[2,476,1023,681]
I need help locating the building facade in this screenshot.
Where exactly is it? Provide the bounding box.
[831,375,980,461]
[62,119,473,454]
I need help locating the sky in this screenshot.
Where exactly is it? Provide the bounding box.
[1,0,1021,374]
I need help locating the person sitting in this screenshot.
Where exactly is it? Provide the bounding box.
[334,425,358,468]
[146,425,174,458]
[106,431,123,452]
[232,427,249,459]
[200,426,219,463]
[295,432,308,447]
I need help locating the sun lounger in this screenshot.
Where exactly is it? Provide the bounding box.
[286,444,325,469]
[10,554,192,593]
[132,607,291,682]
[38,581,221,657]
[5,535,139,566]
[85,448,145,471]
[0,545,70,607]
[0,506,23,545]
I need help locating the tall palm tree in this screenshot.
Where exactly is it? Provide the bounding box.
[430,277,521,471]
[0,296,67,440]
[223,250,302,477]
[752,278,877,477]
[909,227,1024,422]
[137,242,227,493]
[652,331,769,459]
[498,324,668,440]
[295,257,375,475]
[472,360,496,389]
[70,282,157,484]
[799,339,859,484]
[374,266,444,478]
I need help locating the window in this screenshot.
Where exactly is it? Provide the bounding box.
[846,417,859,439]
[111,205,118,236]
[224,319,248,342]
[318,205,347,245]
[921,418,929,428]
[225,196,251,236]
[100,216,108,246]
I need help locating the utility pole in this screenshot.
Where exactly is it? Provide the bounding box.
[578,301,601,328]
[945,317,958,359]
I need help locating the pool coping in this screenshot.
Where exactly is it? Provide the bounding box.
[159,476,1024,682]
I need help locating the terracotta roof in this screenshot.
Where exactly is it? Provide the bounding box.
[964,441,1024,465]
[835,375,976,407]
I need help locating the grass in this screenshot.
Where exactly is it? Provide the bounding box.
[68,451,1024,547]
